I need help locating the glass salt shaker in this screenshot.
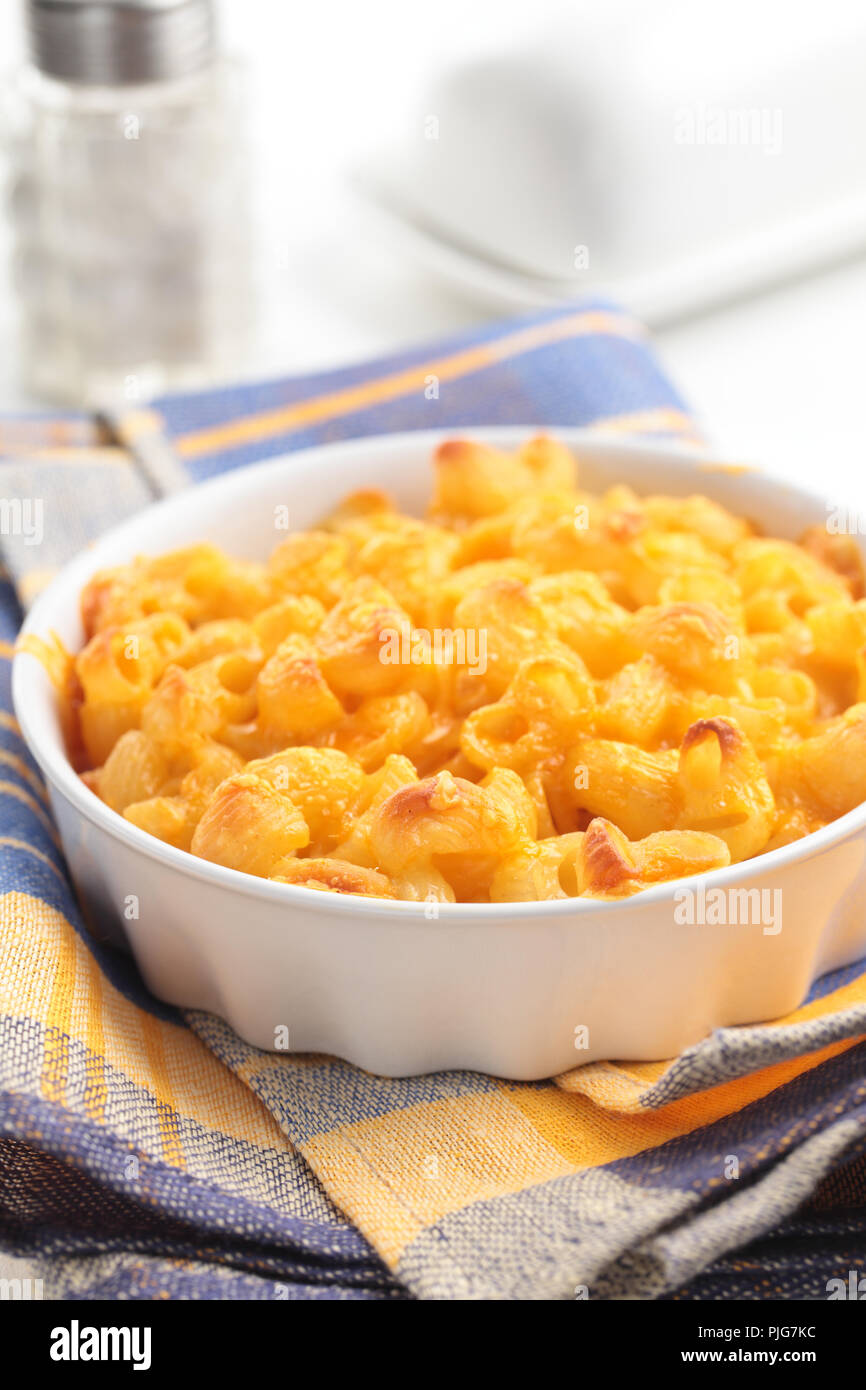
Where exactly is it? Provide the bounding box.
[4,0,251,406]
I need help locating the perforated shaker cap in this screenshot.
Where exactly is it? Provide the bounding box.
[27,0,217,85]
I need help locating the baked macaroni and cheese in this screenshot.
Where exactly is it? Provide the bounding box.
[57,436,866,903]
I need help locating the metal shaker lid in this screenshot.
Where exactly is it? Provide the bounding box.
[27,0,217,85]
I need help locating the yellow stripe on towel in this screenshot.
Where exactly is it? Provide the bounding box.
[511,1036,864,1169]
[176,310,646,460]
[0,892,295,1160]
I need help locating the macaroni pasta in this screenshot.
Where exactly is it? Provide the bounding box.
[63,436,866,903]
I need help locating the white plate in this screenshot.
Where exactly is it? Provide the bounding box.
[13,428,866,1078]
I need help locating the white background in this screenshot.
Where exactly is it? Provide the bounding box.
[0,0,863,501]
[0,0,865,1291]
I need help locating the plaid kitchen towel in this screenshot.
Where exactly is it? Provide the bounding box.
[1,299,865,1301]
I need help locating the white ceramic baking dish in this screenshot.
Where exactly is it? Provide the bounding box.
[13,429,866,1079]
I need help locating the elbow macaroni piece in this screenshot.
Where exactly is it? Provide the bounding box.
[66,436,866,902]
